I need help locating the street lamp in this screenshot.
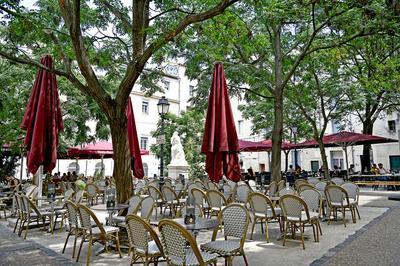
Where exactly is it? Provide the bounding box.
[292,126,298,170]
[157,96,170,180]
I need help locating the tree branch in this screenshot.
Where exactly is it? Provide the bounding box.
[59,0,113,113]
[98,0,132,32]
[116,0,239,108]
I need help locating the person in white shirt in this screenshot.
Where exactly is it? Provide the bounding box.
[378,163,388,174]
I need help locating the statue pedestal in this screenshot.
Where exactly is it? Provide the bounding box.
[167,164,190,180]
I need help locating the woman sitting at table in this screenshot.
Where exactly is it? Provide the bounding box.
[370,164,379,175]
[6,176,20,191]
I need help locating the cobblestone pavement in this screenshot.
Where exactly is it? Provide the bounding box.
[313,202,400,266]
[0,223,75,266]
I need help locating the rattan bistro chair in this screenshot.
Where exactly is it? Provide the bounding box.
[85,184,100,206]
[280,194,320,249]
[159,219,218,266]
[139,196,155,221]
[148,185,164,215]
[201,204,250,266]
[162,186,181,217]
[76,204,122,265]
[62,200,83,258]
[324,185,357,227]
[112,195,141,225]
[248,192,281,242]
[206,189,227,218]
[20,194,52,239]
[341,182,361,220]
[191,188,210,217]
[125,214,164,265]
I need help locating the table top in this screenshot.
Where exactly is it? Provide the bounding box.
[91,203,129,212]
[150,217,219,231]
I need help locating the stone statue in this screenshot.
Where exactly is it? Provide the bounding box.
[170,131,188,166]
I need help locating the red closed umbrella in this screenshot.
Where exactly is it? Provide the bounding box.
[126,98,145,178]
[201,63,241,183]
[21,55,63,174]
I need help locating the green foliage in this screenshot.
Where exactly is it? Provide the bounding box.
[150,109,205,179]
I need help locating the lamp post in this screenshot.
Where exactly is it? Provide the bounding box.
[157,96,170,180]
[292,126,298,169]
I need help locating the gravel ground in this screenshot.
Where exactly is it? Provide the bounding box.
[314,203,400,266]
[0,223,75,266]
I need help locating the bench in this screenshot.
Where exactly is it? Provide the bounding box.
[354,181,400,186]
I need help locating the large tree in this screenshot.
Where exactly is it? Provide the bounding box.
[179,0,388,180]
[0,0,239,202]
[287,50,351,178]
[341,34,400,172]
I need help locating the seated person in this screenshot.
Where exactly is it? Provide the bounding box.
[75,175,86,190]
[6,176,20,191]
[378,163,389,181]
[348,164,356,175]
[287,165,295,174]
[370,164,379,175]
[332,165,340,176]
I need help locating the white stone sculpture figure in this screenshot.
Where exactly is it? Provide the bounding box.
[170,131,188,166]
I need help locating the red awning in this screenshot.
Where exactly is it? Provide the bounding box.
[201,63,241,183]
[239,139,295,151]
[67,141,149,159]
[20,55,63,174]
[295,131,398,148]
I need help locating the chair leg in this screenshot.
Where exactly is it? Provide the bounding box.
[300,223,305,250]
[72,233,79,258]
[62,231,71,254]
[242,252,249,266]
[312,223,317,242]
[76,234,85,262]
[283,221,288,246]
[355,205,361,219]
[24,217,30,239]
[265,220,269,243]
[86,236,93,266]
[115,233,122,258]
[250,218,256,240]
[13,217,20,233]
[342,207,346,227]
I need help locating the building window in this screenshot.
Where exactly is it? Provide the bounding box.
[163,80,170,91]
[140,137,148,150]
[189,85,194,96]
[142,101,149,114]
[388,120,396,132]
[238,120,244,135]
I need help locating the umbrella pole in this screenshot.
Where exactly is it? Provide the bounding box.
[20,154,24,182]
[37,165,43,207]
[75,158,78,173]
[101,155,104,177]
[344,145,349,180]
[85,159,88,177]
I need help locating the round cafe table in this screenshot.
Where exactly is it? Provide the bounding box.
[150,217,219,235]
[91,204,129,225]
[36,196,65,233]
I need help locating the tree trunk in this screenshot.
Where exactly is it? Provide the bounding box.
[109,110,132,203]
[361,119,374,173]
[271,25,283,182]
[271,95,283,181]
[317,138,330,179]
